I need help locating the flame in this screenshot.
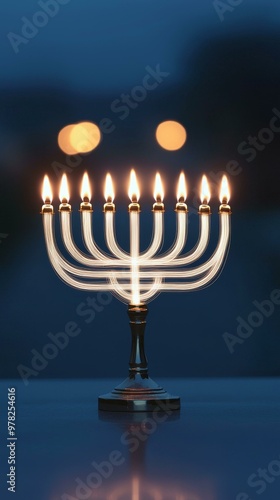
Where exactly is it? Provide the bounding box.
[104,173,115,202]
[153,172,164,202]
[220,175,230,203]
[59,173,70,203]
[42,175,53,203]
[80,172,91,201]
[128,169,140,202]
[177,172,187,201]
[200,175,211,204]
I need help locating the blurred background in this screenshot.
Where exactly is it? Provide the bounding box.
[1,0,280,380]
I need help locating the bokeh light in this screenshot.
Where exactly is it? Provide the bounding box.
[58,121,101,155]
[156,120,187,151]
[70,122,101,153]
[57,124,77,155]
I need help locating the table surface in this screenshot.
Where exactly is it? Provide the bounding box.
[0,377,279,500]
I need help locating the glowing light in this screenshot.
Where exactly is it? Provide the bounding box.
[177,172,187,202]
[200,175,210,204]
[153,173,164,202]
[42,175,53,203]
[156,120,187,151]
[58,124,76,155]
[58,122,101,155]
[220,175,230,204]
[128,169,140,202]
[104,173,115,202]
[70,122,101,154]
[59,173,70,203]
[80,172,91,201]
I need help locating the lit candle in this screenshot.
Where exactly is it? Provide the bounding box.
[153,172,164,211]
[41,175,54,214]
[103,173,115,212]
[219,175,231,213]
[59,173,71,212]
[199,174,211,214]
[175,171,188,212]
[80,172,93,212]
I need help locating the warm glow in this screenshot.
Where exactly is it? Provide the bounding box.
[59,173,70,203]
[42,175,53,203]
[70,122,101,154]
[104,173,115,202]
[220,175,230,203]
[58,122,101,155]
[128,169,140,202]
[80,172,91,201]
[177,172,187,201]
[156,120,187,151]
[58,124,76,155]
[200,175,211,204]
[153,172,164,201]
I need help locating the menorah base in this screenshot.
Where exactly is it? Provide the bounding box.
[98,375,180,412]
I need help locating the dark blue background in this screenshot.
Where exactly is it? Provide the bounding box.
[1,0,280,381]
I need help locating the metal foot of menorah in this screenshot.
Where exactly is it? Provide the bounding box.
[98,304,180,411]
[41,168,231,412]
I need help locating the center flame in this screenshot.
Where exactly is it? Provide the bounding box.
[104,173,115,202]
[59,173,70,203]
[80,172,91,201]
[220,175,230,203]
[42,175,52,203]
[200,175,211,204]
[128,169,140,202]
[177,172,187,202]
[153,172,164,202]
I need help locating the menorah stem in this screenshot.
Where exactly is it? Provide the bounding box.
[130,210,140,304]
[98,303,180,412]
[128,304,148,378]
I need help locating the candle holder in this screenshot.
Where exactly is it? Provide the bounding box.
[41,170,231,411]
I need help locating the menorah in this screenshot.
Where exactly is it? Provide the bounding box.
[41,169,231,411]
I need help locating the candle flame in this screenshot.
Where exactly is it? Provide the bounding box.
[128,169,140,202]
[80,172,91,201]
[153,172,164,202]
[104,173,115,202]
[42,175,53,203]
[220,175,230,203]
[177,172,187,202]
[59,173,70,203]
[200,175,210,204]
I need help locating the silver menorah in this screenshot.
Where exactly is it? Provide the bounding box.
[41,169,231,411]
